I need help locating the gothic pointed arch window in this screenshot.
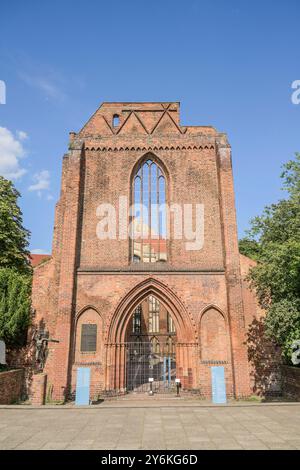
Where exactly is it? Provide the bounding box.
[131,157,167,263]
[151,336,160,354]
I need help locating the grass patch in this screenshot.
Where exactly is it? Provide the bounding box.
[239,395,262,402]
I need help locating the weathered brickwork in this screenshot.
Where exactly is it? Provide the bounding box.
[29,373,47,405]
[0,369,24,404]
[281,366,300,401]
[31,102,270,402]
[240,254,282,396]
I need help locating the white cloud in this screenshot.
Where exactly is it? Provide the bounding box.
[17,130,28,141]
[0,127,27,179]
[31,248,50,255]
[28,170,50,192]
[20,72,66,101]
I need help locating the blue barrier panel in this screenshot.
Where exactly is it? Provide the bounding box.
[211,366,226,404]
[168,356,171,385]
[163,357,166,385]
[75,367,91,406]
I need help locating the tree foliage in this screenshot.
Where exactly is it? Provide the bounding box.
[0,176,31,273]
[264,299,300,359]
[0,176,32,347]
[238,238,261,261]
[242,153,300,361]
[0,268,32,347]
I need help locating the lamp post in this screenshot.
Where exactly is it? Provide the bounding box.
[175,378,181,397]
[148,377,154,396]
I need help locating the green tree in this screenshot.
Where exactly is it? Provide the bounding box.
[0,177,32,347]
[239,237,261,261]
[245,153,300,362]
[0,176,31,273]
[264,299,300,359]
[0,268,32,347]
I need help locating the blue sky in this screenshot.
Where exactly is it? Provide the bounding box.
[0,0,299,253]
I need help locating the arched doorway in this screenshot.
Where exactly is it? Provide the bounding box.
[125,295,177,393]
[104,278,199,395]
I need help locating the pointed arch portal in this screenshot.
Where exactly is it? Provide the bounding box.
[104,279,199,393]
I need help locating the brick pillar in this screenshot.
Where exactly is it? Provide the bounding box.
[30,373,47,405]
[216,136,251,397]
[51,141,85,401]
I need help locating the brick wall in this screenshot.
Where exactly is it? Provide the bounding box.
[29,373,47,405]
[282,366,300,400]
[240,254,282,396]
[0,369,24,404]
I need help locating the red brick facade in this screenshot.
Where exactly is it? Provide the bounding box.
[31,102,265,401]
[0,369,24,404]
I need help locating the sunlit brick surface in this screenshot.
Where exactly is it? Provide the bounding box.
[31,102,279,402]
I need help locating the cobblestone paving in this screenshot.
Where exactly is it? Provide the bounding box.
[0,402,299,450]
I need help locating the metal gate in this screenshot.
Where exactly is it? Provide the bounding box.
[125,341,176,393]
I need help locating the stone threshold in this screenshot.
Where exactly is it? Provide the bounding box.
[0,400,299,410]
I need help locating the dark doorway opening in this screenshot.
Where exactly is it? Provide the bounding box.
[125,340,176,393]
[125,295,177,393]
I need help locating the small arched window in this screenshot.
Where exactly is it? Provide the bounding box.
[151,336,160,354]
[166,336,175,355]
[113,114,120,127]
[131,157,167,263]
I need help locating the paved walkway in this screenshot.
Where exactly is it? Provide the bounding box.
[0,401,300,450]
